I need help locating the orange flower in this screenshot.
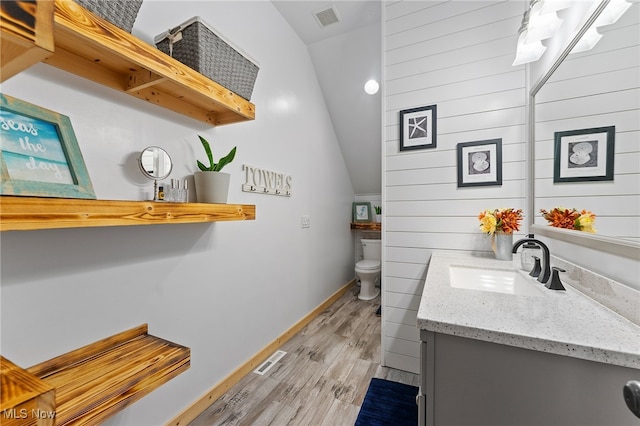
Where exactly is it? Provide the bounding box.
[540,207,596,232]
[478,208,523,235]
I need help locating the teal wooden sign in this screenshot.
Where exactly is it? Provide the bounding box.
[0,94,95,199]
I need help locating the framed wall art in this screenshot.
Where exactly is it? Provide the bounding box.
[457,138,502,187]
[0,94,95,199]
[399,104,437,151]
[352,202,372,223]
[553,126,615,183]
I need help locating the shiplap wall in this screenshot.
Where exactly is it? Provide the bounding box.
[382,1,526,373]
[534,3,640,242]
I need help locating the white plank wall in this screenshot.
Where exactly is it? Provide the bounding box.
[382,1,526,373]
[534,5,640,242]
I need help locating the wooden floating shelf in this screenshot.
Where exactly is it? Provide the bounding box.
[0,196,256,231]
[48,0,255,126]
[1,356,56,426]
[0,0,55,83]
[23,324,190,426]
[1,0,255,126]
[350,222,381,231]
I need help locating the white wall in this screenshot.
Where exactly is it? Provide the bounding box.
[0,1,355,424]
[382,1,527,374]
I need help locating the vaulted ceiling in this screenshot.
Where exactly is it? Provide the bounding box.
[272,1,382,195]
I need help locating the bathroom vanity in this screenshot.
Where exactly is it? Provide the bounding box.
[416,252,640,426]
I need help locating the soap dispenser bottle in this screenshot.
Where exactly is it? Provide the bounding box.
[520,234,541,272]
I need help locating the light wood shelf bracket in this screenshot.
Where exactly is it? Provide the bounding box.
[127,69,167,92]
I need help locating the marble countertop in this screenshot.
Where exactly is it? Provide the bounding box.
[417,251,640,369]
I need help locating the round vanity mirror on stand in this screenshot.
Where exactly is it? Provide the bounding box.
[138,146,173,201]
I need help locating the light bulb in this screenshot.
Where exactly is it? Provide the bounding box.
[364,79,379,95]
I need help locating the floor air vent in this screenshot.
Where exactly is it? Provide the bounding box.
[253,350,287,375]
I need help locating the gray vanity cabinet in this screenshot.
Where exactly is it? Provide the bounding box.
[418,330,639,426]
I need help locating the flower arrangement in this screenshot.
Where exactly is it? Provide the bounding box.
[478,208,523,235]
[540,207,596,233]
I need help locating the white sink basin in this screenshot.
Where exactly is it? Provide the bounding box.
[449,265,544,297]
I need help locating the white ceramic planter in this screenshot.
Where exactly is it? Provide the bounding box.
[194,171,230,203]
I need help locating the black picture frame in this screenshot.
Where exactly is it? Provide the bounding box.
[553,126,615,183]
[457,138,502,187]
[0,94,96,199]
[399,104,437,151]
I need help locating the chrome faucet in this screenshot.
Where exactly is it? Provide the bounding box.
[512,236,551,284]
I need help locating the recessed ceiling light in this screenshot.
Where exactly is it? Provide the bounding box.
[364,79,379,95]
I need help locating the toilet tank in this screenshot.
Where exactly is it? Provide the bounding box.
[361,239,381,261]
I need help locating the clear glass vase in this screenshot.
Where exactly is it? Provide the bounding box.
[492,231,513,261]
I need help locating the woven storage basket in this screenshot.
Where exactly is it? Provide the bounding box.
[155,17,259,101]
[74,0,143,33]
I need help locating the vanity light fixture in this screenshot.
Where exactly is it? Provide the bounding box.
[512,9,547,66]
[571,27,603,53]
[570,0,632,54]
[593,0,632,26]
[512,0,563,66]
[525,0,563,43]
[540,0,572,14]
[364,79,379,95]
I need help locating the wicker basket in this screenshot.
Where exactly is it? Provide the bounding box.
[155,17,259,101]
[74,0,143,33]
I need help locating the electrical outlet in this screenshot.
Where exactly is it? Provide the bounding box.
[301,215,310,228]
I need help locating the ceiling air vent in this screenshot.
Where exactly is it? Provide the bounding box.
[313,5,341,28]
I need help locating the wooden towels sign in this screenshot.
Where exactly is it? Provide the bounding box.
[242,164,291,197]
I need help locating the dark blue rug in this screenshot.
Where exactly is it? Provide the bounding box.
[355,378,419,426]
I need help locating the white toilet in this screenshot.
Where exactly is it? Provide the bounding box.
[355,239,381,300]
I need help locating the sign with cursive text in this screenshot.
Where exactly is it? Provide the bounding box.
[1,109,74,184]
[0,94,95,199]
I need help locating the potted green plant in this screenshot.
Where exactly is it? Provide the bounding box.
[193,135,236,203]
[374,205,382,222]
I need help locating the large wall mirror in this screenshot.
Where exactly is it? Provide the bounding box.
[530,0,639,260]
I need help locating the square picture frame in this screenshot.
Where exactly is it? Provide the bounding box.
[399,104,437,151]
[553,126,615,183]
[457,138,502,187]
[352,202,372,223]
[0,94,95,199]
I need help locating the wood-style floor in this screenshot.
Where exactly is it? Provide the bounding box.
[190,285,419,426]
